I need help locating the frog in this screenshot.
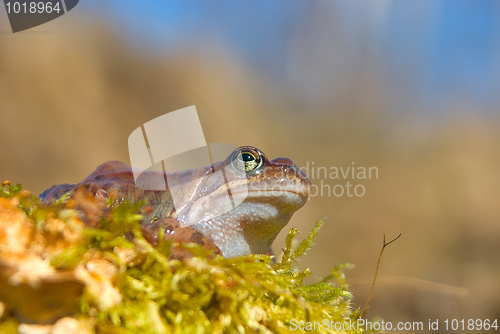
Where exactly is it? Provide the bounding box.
[40,146,310,259]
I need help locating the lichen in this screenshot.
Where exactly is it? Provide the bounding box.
[0,182,368,334]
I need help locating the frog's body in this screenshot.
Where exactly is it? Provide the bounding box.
[40,146,310,258]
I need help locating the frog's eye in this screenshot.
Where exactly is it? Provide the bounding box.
[232,148,264,172]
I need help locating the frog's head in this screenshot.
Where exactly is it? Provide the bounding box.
[177,146,310,258]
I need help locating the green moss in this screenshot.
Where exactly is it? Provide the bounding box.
[0,184,370,334]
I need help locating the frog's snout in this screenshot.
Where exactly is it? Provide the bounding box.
[271,157,310,186]
[271,157,294,166]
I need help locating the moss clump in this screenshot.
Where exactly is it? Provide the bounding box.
[0,182,367,334]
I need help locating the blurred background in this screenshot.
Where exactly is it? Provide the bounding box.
[1,1,500,332]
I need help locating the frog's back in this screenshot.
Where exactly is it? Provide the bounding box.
[40,161,135,204]
[39,161,177,224]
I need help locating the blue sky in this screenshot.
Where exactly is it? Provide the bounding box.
[77,0,500,114]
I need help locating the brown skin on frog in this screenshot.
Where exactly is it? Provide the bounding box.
[40,146,311,258]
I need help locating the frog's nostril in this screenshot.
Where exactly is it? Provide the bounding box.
[272,157,294,166]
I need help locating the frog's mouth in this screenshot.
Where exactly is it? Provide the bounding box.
[182,177,310,227]
[234,186,309,205]
[184,179,309,258]
[231,172,310,201]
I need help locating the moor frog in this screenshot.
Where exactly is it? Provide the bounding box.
[40,146,310,258]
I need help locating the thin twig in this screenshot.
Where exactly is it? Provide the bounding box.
[359,233,402,319]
